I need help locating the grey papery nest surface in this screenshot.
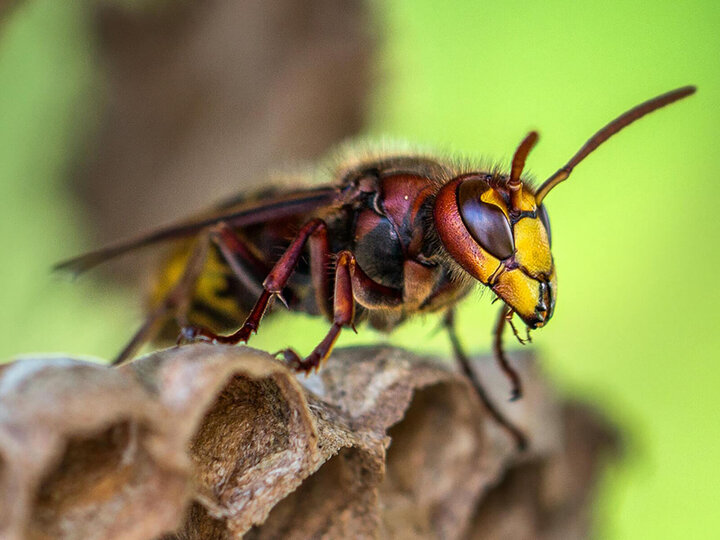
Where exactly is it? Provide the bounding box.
[0,345,617,539]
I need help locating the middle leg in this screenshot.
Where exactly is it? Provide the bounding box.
[280,250,404,373]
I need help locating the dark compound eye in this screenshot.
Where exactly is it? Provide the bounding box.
[538,203,551,246]
[457,178,515,260]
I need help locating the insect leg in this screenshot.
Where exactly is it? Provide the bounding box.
[279,250,403,373]
[494,305,523,400]
[443,309,528,451]
[182,218,330,344]
[112,233,211,366]
[209,223,271,298]
[278,250,356,373]
[207,221,333,320]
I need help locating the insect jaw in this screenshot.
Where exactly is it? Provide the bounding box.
[530,279,554,328]
[491,268,556,329]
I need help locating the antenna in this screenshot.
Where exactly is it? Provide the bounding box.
[508,131,539,210]
[535,85,696,204]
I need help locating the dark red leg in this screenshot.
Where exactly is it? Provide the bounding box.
[505,308,530,345]
[111,234,211,366]
[280,251,404,373]
[308,219,332,320]
[444,309,528,451]
[494,305,523,400]
[209,223,270,298]
[278,251,355,373]
[182,219,330,344]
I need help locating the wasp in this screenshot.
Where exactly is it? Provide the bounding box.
[57,86,695,450]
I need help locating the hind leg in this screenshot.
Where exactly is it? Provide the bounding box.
[114,223,271,366]
[181,218,332,344]
[208,223,271,299]
[112,233,211,365]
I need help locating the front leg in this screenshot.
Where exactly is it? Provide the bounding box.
[280,250,403,373]
[493,304,523,400]
[444,309,528,451]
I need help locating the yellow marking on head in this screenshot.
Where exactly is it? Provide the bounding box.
[517,189,538,213]
[471,251,502,285]
[513,217,553,276]
[493,269,541,321]
[480,188,508,217]
[480,185,537,215]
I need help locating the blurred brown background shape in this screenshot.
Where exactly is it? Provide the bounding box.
[75,0,371,277]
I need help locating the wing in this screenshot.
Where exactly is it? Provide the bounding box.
[55,185,341,276]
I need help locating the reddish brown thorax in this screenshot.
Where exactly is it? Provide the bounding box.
[376,174,435,257]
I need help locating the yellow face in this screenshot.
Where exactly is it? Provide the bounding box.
[487,188,556,328]
[434,176,556,328]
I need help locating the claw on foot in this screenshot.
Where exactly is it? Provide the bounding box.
[506,312,529,345]
[178,326,209,345]
[274,292,289,309]
[275,348,320,375]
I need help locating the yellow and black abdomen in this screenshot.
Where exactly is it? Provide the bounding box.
[148,240,254,339]
[146,208,330,342]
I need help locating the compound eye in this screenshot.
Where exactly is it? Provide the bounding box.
[538,203,551,246]
[458,179,514,260]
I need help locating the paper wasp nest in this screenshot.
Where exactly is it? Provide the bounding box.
[0,345,617,539]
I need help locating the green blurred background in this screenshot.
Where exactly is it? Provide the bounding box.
[1,1,717,537]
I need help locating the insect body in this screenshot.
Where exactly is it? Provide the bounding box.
[57,86,696,450]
